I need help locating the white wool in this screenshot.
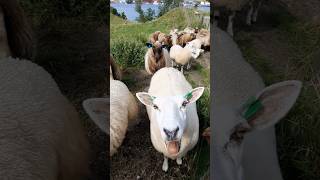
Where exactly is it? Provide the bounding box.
[185,40,204,59]
[146,67,199,159]
[110,79,139,156]
[169,45,193,65]
[0,57,89,179]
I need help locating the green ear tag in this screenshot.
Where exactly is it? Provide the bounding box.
[242,96,263,120]
[184,92,193,101]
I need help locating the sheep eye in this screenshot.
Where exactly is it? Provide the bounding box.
[153,105,159,110]
[182,101,188,108]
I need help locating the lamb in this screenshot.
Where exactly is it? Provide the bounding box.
[83,56,139,156]
[211,27,302,180]
[145,40,171,74]
[136,67,205,172]
[213,0,263,36]
[0,1,89,179]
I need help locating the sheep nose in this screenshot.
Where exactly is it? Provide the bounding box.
[163,127,179,141]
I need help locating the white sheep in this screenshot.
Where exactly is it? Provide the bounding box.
[211,26,302,180]
[145,41,171,75]
[136,67,204,172]
[83,56,139,156]
[196,29,210,47]
[185,39,204,59]
[0,1,89,179]
[169,44,193,73]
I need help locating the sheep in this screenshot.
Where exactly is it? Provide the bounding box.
[184,39,204,59]
[183,27,199,34]
[158,32,172,50]
[211,27,302,180]
[0,1,89,179]
[177,33,196,47]
[149,31,161,44]
[213,0,264,36]
[145,40,171,75]
[136,67,205,172]
[169,44,193,73]
[83,56,139,156]
[196,29,210,48]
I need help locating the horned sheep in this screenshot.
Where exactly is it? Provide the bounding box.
[136,67,204,172]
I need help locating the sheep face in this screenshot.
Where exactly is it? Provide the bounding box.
[136,87,204,155]
[213,81,301,180]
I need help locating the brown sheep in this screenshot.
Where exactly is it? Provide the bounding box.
[177,33,196,47]
[145,41,171,74]
[149,31,161,44]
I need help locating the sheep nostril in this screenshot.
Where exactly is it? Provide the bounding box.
[163,127,179,140]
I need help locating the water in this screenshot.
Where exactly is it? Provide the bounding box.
[111,3,210,22]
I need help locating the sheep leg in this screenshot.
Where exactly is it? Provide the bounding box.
[227,11,236,37]
[187,61,191,70]
[176,157,182,165]
[162,156,169,172]
[181,65,184,74]
[253,0,262,22]
[246,1,254,25]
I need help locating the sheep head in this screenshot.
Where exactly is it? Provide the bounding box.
[136,87,205,155]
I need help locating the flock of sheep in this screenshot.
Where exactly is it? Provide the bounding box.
[99,27,211,172]
[213,0,265,36]
[145,27,210,74]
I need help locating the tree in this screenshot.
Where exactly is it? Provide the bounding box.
[144,8,155,21]
[120,12,127,20]
[135,0,146,22]
[158,0,183,17]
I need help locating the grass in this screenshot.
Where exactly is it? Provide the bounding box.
[235,8,320,180]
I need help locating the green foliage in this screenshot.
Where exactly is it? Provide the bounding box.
[144,8,156,21]
[19,0,108,25]
[135,0,146,22]
[158,0,183,17]
[111,7,127,20]
[111,39,147,68]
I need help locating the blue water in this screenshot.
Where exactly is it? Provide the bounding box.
[111,3,210,21]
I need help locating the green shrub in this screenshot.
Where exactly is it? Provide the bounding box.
[111,39,147,68]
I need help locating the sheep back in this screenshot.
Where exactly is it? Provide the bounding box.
[0,57,89,179]
[110,79,139,155]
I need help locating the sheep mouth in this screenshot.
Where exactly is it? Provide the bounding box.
[165,140,181,155]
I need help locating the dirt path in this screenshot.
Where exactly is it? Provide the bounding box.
[111,52,210,179]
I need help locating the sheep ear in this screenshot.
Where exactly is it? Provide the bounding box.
[242,80,302,131]
[184,87,205,104]
[136,92,155,107]
[146,42,153,48]
[83,98,109,134]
